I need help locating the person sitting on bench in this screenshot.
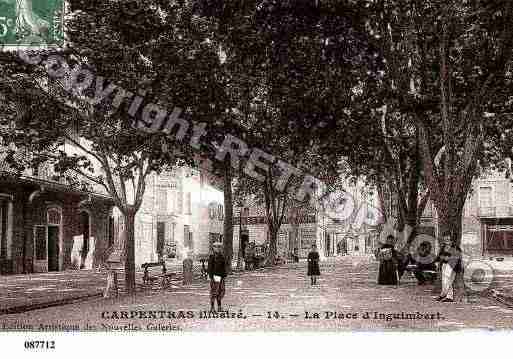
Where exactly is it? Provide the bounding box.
[406,241,437,285]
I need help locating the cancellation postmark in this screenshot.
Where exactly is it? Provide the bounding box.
[0,0,64,48]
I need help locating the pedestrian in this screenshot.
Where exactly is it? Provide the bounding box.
[245,242,255,270]
[207,242,227,312]
[307,244,320,285]
[376,235,399,285]
[435,232,463,303]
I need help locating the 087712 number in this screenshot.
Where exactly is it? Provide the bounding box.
[24,341,55,350]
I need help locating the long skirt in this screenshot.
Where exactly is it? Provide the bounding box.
[378,260,398,285]
[210,278,226,301]
[307,261,320,276]
[440,263,456,300]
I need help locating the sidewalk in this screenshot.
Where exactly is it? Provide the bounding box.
[0,270,107,315]
[0,261,259,315]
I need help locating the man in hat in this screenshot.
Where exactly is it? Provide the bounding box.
[207,242,227,312]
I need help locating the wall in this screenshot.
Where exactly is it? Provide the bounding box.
[127,167,224,266]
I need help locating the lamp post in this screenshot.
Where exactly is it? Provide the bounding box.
[237,207,243,270]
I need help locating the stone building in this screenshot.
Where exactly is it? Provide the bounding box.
[451,172,513,258]
[465,173,513,257]
[232,179,381,261]
[233,201,319,261]
[116,167,224,267]
[402,171,513,259]
[0,161,114,275]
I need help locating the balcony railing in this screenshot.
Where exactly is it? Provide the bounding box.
[476,206,513,218]
[478,206,496,217]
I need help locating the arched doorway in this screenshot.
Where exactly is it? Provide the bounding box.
[34,206,62,272]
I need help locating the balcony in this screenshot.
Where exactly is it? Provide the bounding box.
[477,206,513,218]
[478,206,496,217]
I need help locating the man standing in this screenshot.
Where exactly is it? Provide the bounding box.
[208,242,227,312]
[436,232,463,303]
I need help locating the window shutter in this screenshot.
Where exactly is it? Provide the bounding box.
[157,222,165,257]
[177,190,183,214]
[185,192,192,214]
[157,189,168,213]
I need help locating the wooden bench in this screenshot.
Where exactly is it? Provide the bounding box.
[142,261,175,288]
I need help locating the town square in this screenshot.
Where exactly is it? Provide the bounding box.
[1,0,513,346]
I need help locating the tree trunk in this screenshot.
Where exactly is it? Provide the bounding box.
[435,203,464,246]
[376,182,389,223]
[223,162,234,273]
[267,227,278,266]
[293,224,299,255]
[123,210,136,294]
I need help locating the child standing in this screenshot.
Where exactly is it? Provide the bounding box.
[307,244,320,285]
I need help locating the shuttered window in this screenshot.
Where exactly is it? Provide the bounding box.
[156,188,167,213]
[479,187,493,207]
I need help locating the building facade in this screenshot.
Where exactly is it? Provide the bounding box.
[460,172,513,258]
[232,179,381,262]
[118,167,224,267]
[233,201,319,261]
[407,171,513,258]
[0,129,118,275]
[0,172,114,275]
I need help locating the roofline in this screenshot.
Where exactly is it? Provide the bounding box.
[0,172,114,204]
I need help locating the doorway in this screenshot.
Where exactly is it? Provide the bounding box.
[47,225,60,271]
[337,236,347,255]
[324,233,334,257]
[33,225,61,273]
[80,211,90,269]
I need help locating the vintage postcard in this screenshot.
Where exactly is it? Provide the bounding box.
[1,0,513,351]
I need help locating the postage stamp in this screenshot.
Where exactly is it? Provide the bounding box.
[0,0,64,48]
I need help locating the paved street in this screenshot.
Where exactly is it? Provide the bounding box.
[1,256,513,332]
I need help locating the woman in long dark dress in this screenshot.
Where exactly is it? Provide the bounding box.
[376,236,399,285]
[307,244,320,285]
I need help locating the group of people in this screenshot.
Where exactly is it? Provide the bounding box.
[206,233,462,313]
[375,232,463,303]
[205,242,321,312]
